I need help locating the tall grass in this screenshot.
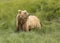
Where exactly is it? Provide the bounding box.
[0,0,60,43]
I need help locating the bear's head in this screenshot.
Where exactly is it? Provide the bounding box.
[18,10,29,19]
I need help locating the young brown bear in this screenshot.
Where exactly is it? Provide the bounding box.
[16,10,41,32]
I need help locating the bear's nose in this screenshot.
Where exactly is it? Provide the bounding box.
[20,15,24,18]
[20,16,22,18]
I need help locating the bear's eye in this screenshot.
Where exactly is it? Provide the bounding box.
[24,12,27,14]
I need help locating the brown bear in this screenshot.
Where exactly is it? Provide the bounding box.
[16,10,41,32]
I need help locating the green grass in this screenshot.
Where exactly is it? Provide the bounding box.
[0,0,60,43]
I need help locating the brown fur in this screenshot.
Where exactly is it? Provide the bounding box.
[16,10,28,31]
[16,10,41,32]
[22,15,41,31]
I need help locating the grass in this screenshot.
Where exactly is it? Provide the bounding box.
[0,0,60,43]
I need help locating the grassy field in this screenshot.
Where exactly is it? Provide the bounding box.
[0,0,60,43]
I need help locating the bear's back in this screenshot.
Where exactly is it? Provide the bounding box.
[28,15,40,23]
[27,15,40,28]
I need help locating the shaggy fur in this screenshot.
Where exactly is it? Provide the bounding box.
[23,15,41,31]
[16,10,29,31]
[16,10,41,32]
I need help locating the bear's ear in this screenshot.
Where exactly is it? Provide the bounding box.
[24,10,27,12]
[24,10,29,15]
[18,10,21,14]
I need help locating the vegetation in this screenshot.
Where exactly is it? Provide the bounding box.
[0,0,60,43]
